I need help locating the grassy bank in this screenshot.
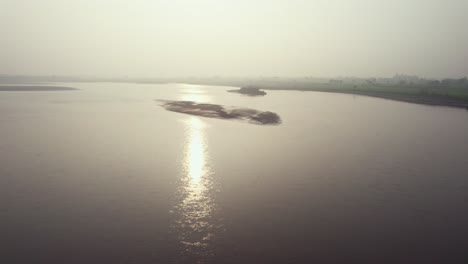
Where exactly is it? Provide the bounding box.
[259,83,468,108]
[179,78,468,108]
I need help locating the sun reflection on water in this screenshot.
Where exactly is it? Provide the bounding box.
[187,118,205,184]
[173,117,218,261]
[179,84,213,103]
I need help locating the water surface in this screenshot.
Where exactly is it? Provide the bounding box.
[1,83,468,263]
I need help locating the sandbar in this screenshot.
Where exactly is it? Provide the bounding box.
[158,100,281,125]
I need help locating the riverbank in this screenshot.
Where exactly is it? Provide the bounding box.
[2,76,467,109]
[261,87,468,108]
[263,87,468,109]
[179,80,468,109]
[0,85,77,91]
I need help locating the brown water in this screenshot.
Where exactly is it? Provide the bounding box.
[1,83,468,263]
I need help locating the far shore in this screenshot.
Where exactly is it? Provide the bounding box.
[0,85,77,91]
[177,81,468,109]
[265,88,468,108]
[1,77,467,109]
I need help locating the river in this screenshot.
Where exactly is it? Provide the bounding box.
[1,82,467,263]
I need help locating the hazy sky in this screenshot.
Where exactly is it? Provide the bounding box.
[1,0,467,78]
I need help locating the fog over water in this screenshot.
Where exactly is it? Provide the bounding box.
[2,0,468,263]
[1,0,467,78]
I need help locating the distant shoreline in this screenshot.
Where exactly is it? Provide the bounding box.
[263,88,468,109]
[0,85,77,91]
[177,81,468,109]
[1,79,467,109]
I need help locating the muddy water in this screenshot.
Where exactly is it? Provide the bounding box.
[1,82,468,263]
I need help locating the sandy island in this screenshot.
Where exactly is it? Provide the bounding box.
[157,100,281,125]
[0,85,77,91]
[227,87,267,96]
